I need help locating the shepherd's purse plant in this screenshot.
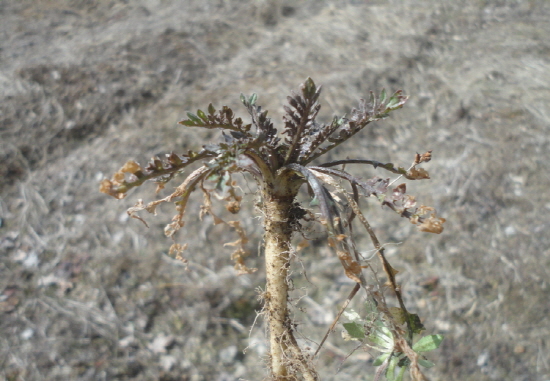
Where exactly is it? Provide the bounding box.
[100,78,445,380]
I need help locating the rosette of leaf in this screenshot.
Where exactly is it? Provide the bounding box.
[99,77,444,274]
[100,79,445,379]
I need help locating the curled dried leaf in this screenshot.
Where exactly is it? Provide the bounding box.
[164,219,185,237]
[407,167,430,180]
[226,200,241,214]
[227,220,249,246]
[393,183,407,198]
[417,214,446,234]
[344,267,362,283]
[335,248,362,283]
[127,199,149,227]
[121,160,142,173]
[417,205,435,215]
[113,171,125,183]
[416,150,432,164]
[169,243,188,255]
[99,179,126,199]
[233,258,258,275]
[99,179,112,193]
[403,195,417,209]
[169,243,189,265]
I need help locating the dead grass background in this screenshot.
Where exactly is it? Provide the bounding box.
[1,1,549,380]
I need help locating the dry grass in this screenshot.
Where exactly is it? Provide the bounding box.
[1,0,549,380]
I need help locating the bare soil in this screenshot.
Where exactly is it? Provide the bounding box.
[1,1,549,380]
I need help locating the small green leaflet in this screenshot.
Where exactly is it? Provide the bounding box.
[379,88,387,105]
[373,353,390,366]
[412,334,444,353]
[186,112,202,124]
[418,359,435,368]
[208,103,216,115]
[342,322,365,340]
[196,109,208,122]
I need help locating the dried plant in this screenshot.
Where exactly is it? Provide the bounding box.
[100,78,445,380]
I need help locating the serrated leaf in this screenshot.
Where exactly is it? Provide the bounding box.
[197,109,208,122]
[418,359,435,368]
[187,112,202,123]
[412,334,444,353]
[343,322,365,340]
[373,353,390,366]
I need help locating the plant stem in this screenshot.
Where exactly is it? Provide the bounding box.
[263,191,317,381]
[263,195,294,378]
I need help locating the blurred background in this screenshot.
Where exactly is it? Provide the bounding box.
[1,1,549,380]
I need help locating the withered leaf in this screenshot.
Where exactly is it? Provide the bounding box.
[407,167,430,180]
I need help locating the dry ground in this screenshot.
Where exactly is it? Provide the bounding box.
[1,1,549,380]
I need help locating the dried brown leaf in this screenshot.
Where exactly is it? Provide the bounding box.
[418,150,432,164]
[417,214,446,234]
[226,200,241,214]
[407,167,430,180]
[169,243,188,264]
[121,160,142,173]
[127,199,149,227]
[164,219,185,237]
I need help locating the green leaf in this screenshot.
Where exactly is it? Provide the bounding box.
[379,88,387,104]
[388,307,406,325]
[418,359,435,368]
[395,365,406,381]
[208,103,216,115]
[412,334,444,353]
[369,90,375,106]
[386,356,399,380]
[343,322,365,340]
[369,327,394,351]
[407,313,426,334]
[179,120,196,126]
[197,109,208,122]
[187,112,202,124]
[385,91,407,111]
[303,77,316,98]
[373,353,390,366]
[249,93,258,106]
[386,93,401,108]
